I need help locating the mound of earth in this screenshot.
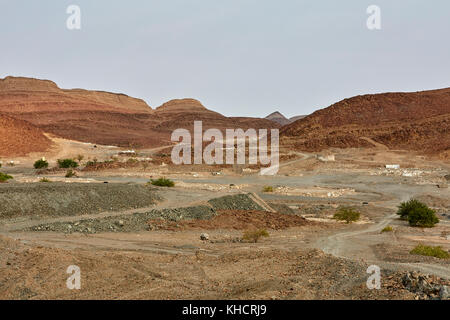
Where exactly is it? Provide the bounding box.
[148,210,308,231]
[24,193,274,234]
[0,76,279,153]
[0,114,52,157]
[281,88,450,157]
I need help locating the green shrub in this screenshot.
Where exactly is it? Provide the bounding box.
[381,226,393,233]
[57,159,79,169]
[410,244,449,259]
[39,178,51,183]
[408,206,439,228]
[242,229,269,243]
[333,207,361,224]
[262,186,274,193]
[150,178,175,187]
[0,172,13,183]
[397,199,428,220]
[34,159,49,169]
[65,169,77,178]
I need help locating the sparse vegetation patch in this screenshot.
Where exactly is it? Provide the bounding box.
[34,159,49,169]
[397,199,429,220]
[149,178,175,187]
[396,199,439,228]
[57,159,79,169]
[242,229,269,243]
[0,172,13,183]
[407,207,439,228]
[65,170,77,178]
[410,244,450,259]
[333,207,360,224]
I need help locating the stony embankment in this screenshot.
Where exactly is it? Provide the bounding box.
[0,183,161,219]
[26,193,272,234]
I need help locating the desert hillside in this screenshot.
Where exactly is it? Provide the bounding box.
[153,98,277,133]
[0,76,151,113]
[281,88,450,157]
[0,114,52,157]
[0,77,279,152]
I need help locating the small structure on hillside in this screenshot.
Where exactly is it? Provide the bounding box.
[118,150,137,156]
[317,152,335,162]
[385,164,400,169]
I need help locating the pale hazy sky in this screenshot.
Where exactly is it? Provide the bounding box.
[0,0,449,117]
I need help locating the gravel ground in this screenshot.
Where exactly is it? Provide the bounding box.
[24,194,285,234]
[0,183,161,219]
[267,203,296,215]
[27,205,216,234]
[208,194,264,211]
[0,234,417,300]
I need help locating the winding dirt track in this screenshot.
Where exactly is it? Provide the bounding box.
[315,213,450,279]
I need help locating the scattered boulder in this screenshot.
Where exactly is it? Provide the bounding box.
[402,272,450,300]
[440,286,449,300]
[200,233,209,241]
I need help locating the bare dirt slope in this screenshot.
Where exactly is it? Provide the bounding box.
[0,114,52,157]
[0,234,415,300]
[281,88,450,158]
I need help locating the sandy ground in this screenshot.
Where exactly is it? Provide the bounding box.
[0,146,449,300]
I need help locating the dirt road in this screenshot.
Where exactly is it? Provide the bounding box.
[315,212,450,279]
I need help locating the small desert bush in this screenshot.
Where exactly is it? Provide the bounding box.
[65,169,77,178]
[127,158,139,164]
[85,160,98,167]
[410,244,450,259]
[34,159,49,169]
[407,206,439,228]
[397,199,429,220]
[57,159,79,169]
[39,178,51,183]
[242,229,269,243]
[0,172,13,183]
[333,207,361,224]
[150,178,175,187]
[381,226,393,233]
[262,186,274,193]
